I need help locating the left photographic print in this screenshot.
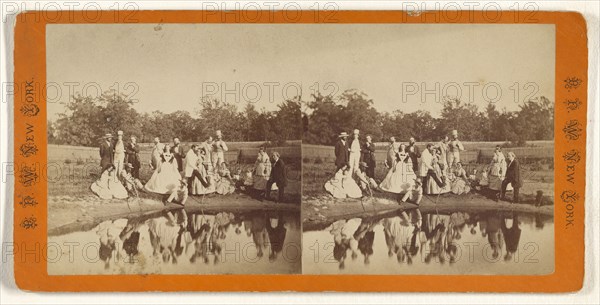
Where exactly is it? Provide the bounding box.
[45,24,302,275]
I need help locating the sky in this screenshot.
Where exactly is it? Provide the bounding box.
[46,23,555,119]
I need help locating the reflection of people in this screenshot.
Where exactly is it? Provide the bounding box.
[250,213,268,258]
[265,152,287,202]
[148,210,187,264]
[353,218,376,265]
[499,152,522,203]
[334,132,350,170]
[266,212,287,262]
[501,214,521,261]
[485,212,504,260]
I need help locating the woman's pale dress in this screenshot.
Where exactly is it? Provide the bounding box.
[253,151,272,190]
[145,152,182,194]
[324,170,346,198]
[342,172,363,198]
[91,168,128,199]
[379,152,416,194]
[191,155,216,195]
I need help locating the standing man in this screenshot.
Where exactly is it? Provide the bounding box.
[150,137,163,170]
[447,130,464,169]
[334,132,349,170]
[184,145,203,194]
[347,129,362,174]
[384,136,399,169]
[266,152,287,202]
[171,137,184,172]
[125,135,141,179]
[99,133,114,172]
[212,130,228,170]
[499,152,522,203]
[362,135,376,179]
[418,143,445,194]
[113,130,126,178]
[407,137,421,174]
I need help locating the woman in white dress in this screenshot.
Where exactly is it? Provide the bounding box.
[342,167,363,198]
[488,146,507,191]
[215,162,236,195]
[380,144,416,194]
[426,148,452,195]
[91,164,128,199]
[324,167,346,198]
[252,146,272,191]
[145,144,182,194]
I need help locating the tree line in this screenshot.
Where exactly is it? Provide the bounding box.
[48,91,302,146]
[302,89,554,146]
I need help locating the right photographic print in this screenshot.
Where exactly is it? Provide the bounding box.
[301,24,555,275]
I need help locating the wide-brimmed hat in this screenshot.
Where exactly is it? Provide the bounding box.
[104,133,113,138]
[359,162,368,168]
[339,132,349,138]
[125,163,133,169]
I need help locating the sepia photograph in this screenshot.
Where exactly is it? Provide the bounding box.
[45,24,302,275]
[301,24,555,275]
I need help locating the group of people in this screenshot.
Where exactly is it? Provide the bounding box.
[97,210,289,269]
[92,129,289,204]
[329,209,523,270]
[326,128,522,204]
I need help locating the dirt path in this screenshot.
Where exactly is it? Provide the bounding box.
[302,192,553,231]
[49,192,299,236]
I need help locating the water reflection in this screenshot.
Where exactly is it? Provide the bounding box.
[49,209,301,275]
[303,208,553,275]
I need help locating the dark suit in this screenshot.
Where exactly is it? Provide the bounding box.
[334,139,349,170]
[99,140,114,172]
[501,159,522,203]
[125,142,141,179]
[361,141,376,179]
[266,213,287,255]
[407,143,421,174]
[501,215,521,254]
[171,144,184,172]
[266,158,288,202]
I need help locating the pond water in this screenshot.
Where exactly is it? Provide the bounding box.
[302,209,554,275]
[48,209,301,275]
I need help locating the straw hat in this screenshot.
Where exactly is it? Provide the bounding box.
[339,132,349,138]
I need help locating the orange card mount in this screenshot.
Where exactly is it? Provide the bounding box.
[13,10,586,291]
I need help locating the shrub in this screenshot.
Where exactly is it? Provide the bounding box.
[64,159,72,164]
[303,157,311,163]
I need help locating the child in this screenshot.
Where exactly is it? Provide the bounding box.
[167,179,189,206]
